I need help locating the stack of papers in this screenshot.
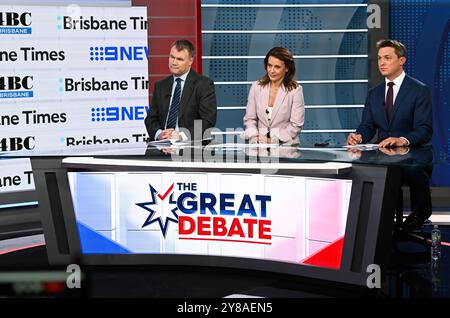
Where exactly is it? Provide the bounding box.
[212,143,279,148]
[343,144,379,150]
[147,139,190,149]
[147,139,178,147]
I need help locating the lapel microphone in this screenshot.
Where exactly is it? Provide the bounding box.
[265,108,271,140]
[265,108,272,122]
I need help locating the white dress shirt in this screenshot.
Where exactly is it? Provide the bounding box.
[155,70,190,141]
[384,71,409,145]
[384,71,406,105]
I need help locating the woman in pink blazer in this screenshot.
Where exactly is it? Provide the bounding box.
[243,47,305,145]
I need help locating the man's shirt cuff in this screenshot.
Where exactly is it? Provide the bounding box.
[154,129,162,141]
[400,137,410,146]
[180,131,188,141]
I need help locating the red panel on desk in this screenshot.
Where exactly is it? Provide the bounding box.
[301,237,344,270]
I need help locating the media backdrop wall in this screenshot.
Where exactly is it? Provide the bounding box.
[201,0,369,146]
[0,5,149,154]
[390,0,450,186]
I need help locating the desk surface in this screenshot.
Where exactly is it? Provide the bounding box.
[1,141,441,168]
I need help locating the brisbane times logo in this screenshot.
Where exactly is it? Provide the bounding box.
[136,182,272,245]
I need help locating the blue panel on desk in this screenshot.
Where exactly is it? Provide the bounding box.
[77,222,130,254]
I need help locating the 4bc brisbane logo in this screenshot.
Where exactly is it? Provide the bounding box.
[0,12,32,34]
[0,137,35,152]
[0,76,34,99]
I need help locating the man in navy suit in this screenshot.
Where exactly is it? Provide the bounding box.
[145,40,217,141]
[347,39,433,231]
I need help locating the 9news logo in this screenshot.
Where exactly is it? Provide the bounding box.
[91,106,148,122]
[89,46,148,61]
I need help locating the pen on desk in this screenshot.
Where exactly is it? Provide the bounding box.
[314,139,331,147]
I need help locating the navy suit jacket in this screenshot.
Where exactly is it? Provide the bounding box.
[356,74,433,146]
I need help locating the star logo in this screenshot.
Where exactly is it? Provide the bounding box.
[135,183,179,237]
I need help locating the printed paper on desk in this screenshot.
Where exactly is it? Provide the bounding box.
[343,144,379,151]
[148,139,179,146]
[213,143,279,149]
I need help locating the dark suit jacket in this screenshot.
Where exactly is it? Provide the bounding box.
[145,70,217,141]
[356,74,433,146]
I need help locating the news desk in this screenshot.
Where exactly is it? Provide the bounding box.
[14,143,436,287]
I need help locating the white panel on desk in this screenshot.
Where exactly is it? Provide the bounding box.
[126,230,162,253]
[206,240,223,255]
[306,178,344,242]
[174,239,208,255]
[116,172,163,232]
[307,240,328,257]
[73,173,114,230]
[220,241,265,259]
[219,173,264,194]
[265,236,303,264]
[96,230,115,241]
[263,175,305,237]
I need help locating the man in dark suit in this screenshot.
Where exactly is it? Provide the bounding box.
[145,40,217,141]
[347,39,433,231]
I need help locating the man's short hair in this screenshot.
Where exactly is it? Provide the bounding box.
[171,40,195,58]
[376,39,407,58]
